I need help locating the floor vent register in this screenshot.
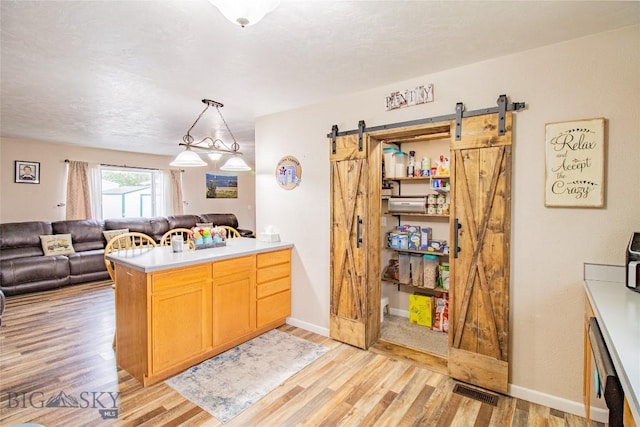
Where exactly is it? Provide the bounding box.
[452,383,499,406]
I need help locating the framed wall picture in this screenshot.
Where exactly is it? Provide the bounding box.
[206,173,238,198]
[15,160,40,184]
[544,118,606,208]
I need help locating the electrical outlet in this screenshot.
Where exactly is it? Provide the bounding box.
[381,216,387,227]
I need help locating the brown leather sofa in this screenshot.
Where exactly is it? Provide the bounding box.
[0,213,253,296]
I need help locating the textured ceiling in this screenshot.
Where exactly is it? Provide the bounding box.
[1,1,638,160]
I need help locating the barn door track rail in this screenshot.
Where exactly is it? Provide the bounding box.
[328,94,526,153]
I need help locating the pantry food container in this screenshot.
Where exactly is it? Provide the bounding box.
[383,146,399,178]
[393,151,408,177]
[423,254,439,289]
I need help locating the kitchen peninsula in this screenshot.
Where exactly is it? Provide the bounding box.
[107,238,293,386]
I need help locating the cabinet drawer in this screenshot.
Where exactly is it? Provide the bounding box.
[257,276,290,299]
[152,264,211,293]
[257,290,291,328]
[257,249,291,268]
[257,263,290,284]
[213,255,255,279]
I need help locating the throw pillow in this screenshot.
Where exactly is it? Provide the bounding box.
[196,222,214,228]
[103,229,131,247]
[40,234,75,256]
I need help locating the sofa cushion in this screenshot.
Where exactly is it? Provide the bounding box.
[67,249,106,276]
[167,215,200,230]
[0,221,51,260]
[197,213,254,238]
[148,217,170,241]
[40,234,75,256]
[52,219,105,252]
[0,255,69,290]
[104,217,169,242]
[197,213,239,229]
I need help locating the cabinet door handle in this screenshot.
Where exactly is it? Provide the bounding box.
[454,218,462,259]
[356,216,363,248]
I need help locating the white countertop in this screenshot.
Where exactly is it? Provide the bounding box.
[583,263,639,422]
[106,238,293,272]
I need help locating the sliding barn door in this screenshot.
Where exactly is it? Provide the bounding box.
[448,112,512,394]
[329,133,381,349]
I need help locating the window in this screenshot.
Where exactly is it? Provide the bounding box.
[97,166,166,219]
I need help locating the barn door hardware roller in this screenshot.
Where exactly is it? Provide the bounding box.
[331,125,339,154]
[455,94,525,141]
[358,120,366,151]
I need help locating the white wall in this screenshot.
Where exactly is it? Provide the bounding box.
[255,25,640,415]
[0,137,256,231]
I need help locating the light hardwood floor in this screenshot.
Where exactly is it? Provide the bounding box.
[0,281,602,426]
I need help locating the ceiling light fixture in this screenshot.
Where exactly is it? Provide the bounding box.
[208,0,280,27]
[170,99,251,171]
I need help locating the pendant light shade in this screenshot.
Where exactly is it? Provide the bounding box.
[208,0,280,27]
[170,147,207,167]
[220,156,251,171]
[207,152,223,161]
[170,99,251,171]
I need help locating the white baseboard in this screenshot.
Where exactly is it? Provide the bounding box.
[389,308,409,318]
[286,317,329,337]
[508,384,608,423]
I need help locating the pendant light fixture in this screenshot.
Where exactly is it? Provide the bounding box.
[170,99,251,171]
[208,0,280,27]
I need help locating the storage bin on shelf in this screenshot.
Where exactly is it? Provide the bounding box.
[383,146,399,178]
[393,151,408,178]
[423,254,439,289]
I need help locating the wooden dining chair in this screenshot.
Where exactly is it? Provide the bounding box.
[104,232,157,349]
[218,225,241,239]
[160,228,196,250]
[104,232,157,281]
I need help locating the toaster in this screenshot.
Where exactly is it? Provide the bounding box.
[626,232,640,292]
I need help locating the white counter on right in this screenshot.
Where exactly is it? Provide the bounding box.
[583,263,639,424]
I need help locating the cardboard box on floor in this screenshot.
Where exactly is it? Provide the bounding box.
[409,294,433,327]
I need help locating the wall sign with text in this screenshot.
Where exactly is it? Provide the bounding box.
[385,84,434,111]
[544,118,606,208]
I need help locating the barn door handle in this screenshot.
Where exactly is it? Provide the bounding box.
[454,218,462,259]
[356,216,363,248]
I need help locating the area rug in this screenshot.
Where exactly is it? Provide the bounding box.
[165,329,329,423]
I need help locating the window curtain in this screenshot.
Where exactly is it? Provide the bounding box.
[170,169,184,215]
[65,161,92,220]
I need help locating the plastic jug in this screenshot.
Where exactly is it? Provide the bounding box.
[383,147,398,178]
[394,151,408,177]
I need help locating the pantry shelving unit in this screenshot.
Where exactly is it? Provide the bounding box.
[381,142,452,319]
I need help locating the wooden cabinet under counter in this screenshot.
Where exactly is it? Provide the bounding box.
[109,240,293,386]
[256,249,292,328]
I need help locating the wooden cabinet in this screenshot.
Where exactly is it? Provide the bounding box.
[256,248,291,328]
[151,264,212,375]
[212,255,255,345]
[114,247,291,386]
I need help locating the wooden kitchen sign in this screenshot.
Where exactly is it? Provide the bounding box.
[544,118,606,208]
